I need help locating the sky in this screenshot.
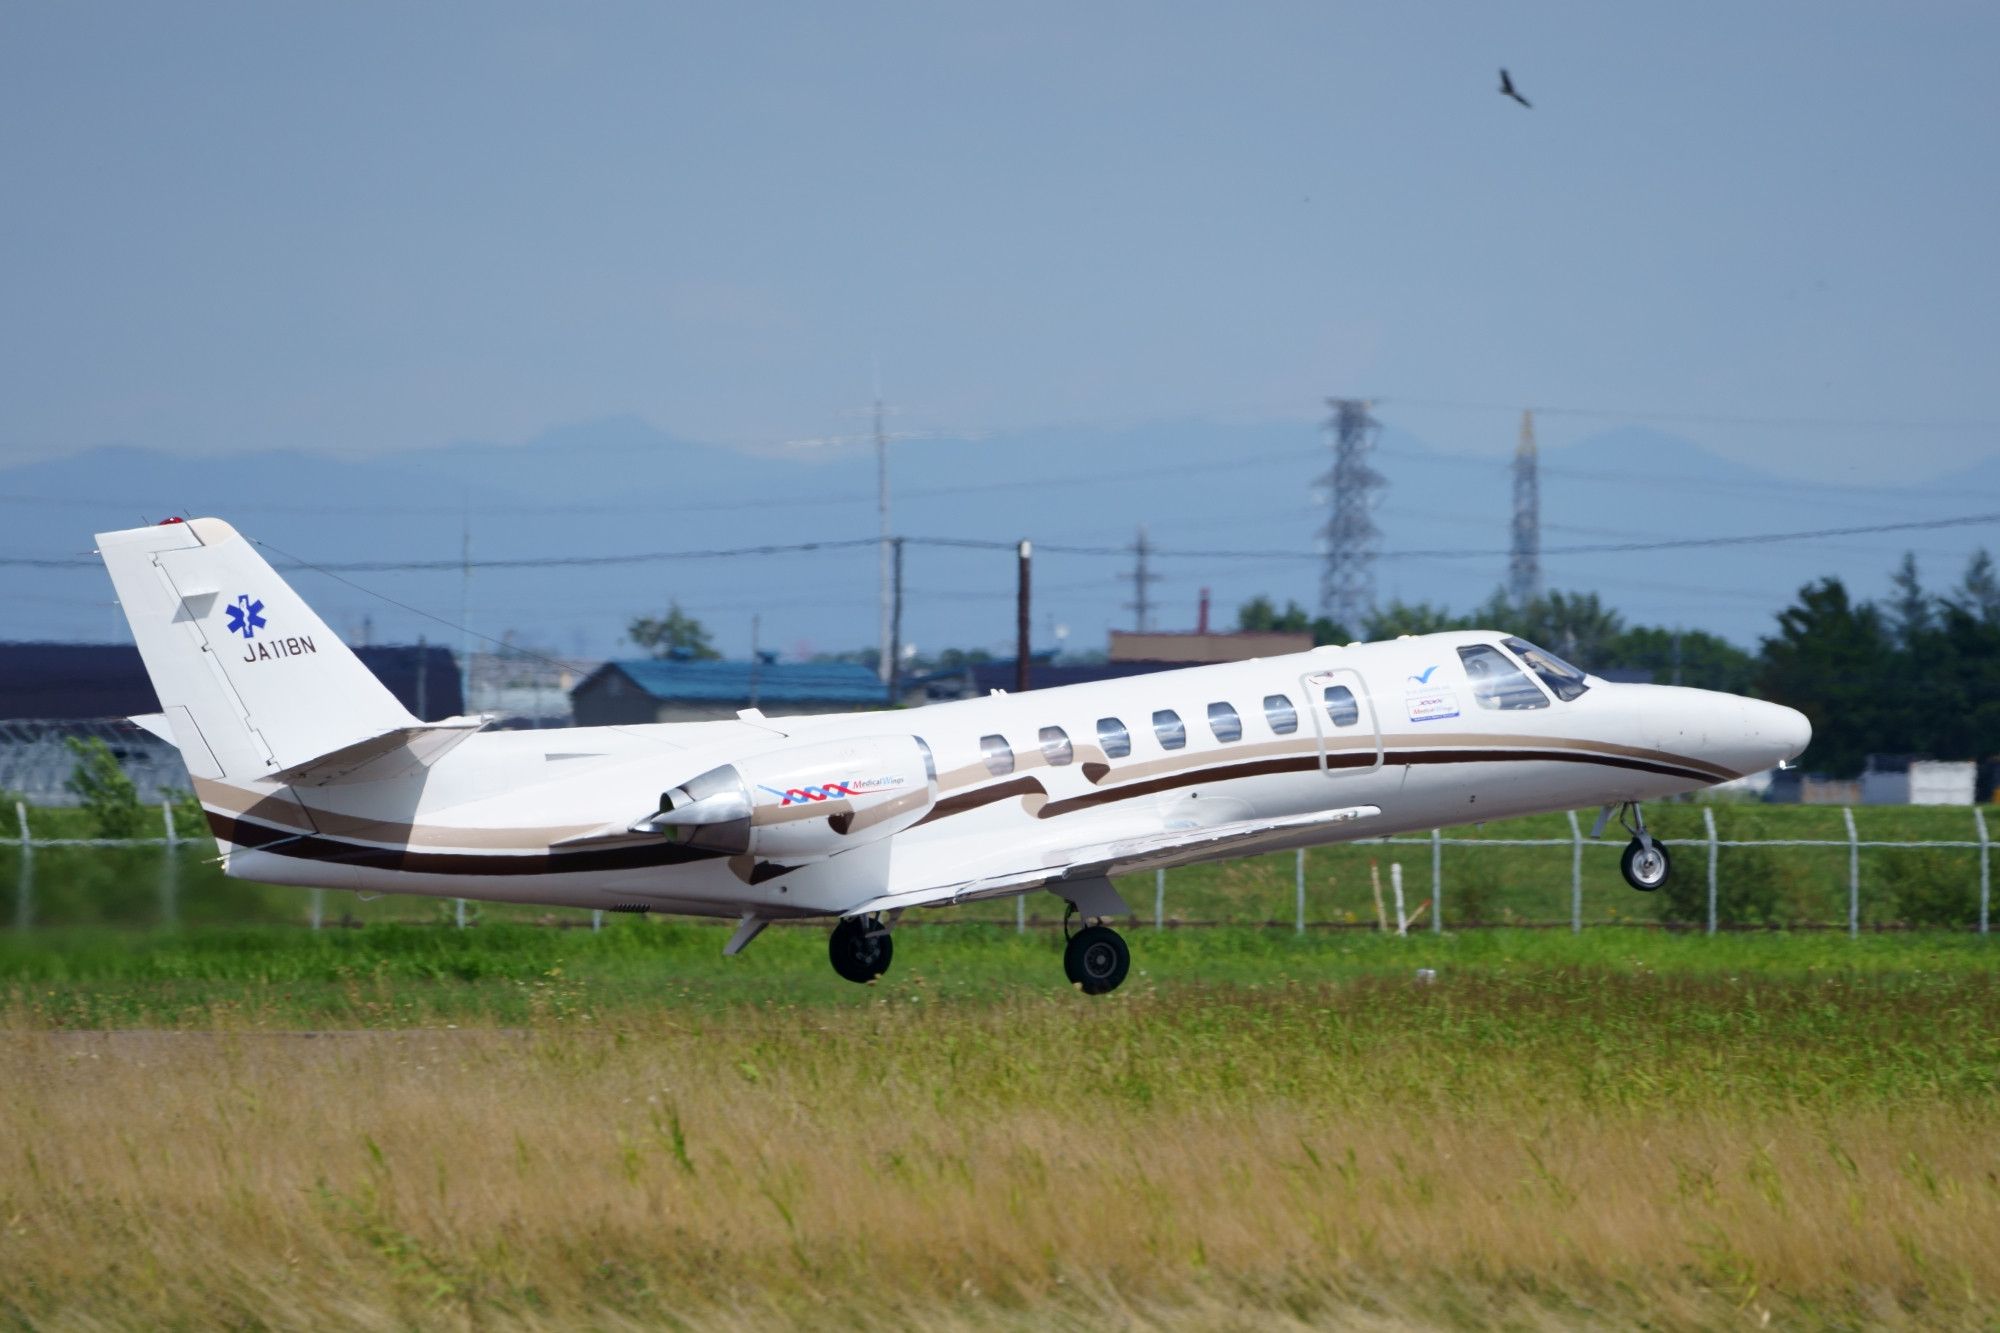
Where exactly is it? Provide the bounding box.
[3,2,1998,484]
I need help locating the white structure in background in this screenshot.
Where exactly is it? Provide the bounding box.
[1861,756,1977,806]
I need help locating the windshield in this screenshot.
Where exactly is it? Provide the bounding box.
[1503,637,1591,702]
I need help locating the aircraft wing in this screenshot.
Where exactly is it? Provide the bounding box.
[846,803,1382,917]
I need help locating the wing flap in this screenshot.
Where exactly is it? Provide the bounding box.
[847,803,1382,917]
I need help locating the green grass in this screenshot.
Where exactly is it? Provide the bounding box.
[3,920,1996,1029]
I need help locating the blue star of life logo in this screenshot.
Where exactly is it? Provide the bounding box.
[224,594,266,640]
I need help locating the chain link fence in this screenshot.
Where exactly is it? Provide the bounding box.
[5,799,1996,934]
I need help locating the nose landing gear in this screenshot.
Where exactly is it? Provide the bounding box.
[829,914,893,983]
[1596,801,1672,892]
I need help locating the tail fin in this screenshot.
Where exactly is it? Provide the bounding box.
[96,517,419,782]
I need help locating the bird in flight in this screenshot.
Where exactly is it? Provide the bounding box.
[1499,68,1531,108]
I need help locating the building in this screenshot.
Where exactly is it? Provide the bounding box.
[570,659,887,725]
[905,656,1177,704]
[1107,630,1313,664]
[1861,755,1978,806]
[0,641,461,805]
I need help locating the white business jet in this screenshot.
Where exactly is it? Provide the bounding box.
[98,518,1809,994]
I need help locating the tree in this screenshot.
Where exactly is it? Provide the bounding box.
[1236,596,1347,646]
[1757,579,1898,776]
[1887,551,1934,646]
[627,603,720,659]
[1362,600,1472,640]
[64,736,144,838]
[1949,548,2000,625]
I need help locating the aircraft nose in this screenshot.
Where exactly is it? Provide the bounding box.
[1740,698,1812,768]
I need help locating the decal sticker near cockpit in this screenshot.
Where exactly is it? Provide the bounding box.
[1406,688,1461,723]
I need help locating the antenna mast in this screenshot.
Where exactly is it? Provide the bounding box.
[875,393,892,686]
[1509,408,1542,608]
[1319,398,1384,631]
[1123,525,1161,631]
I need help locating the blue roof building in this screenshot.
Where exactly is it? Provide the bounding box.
[570,659,888,725]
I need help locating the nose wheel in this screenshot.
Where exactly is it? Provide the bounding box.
[1620,837,1671,892]
[1602,801,1672,892]
[829,915,893,983]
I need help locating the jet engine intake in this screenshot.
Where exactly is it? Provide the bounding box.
[643,735,937,860]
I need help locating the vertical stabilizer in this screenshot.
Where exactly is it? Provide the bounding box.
[96,518,419,781]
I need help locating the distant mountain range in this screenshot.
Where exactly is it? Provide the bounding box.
[5,416,1998,662]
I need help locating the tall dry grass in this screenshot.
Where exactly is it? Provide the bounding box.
[2,975,1998,1329]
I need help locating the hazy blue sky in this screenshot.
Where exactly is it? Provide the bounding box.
[2,2,1996,480]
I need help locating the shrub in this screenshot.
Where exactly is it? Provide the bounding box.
[1659,844,1799,927]
[1877,848,1978,928]
[63,738,143,839]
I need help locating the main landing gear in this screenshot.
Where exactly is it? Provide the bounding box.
[1062,902,1131,996]
[1598,801,1672,892]
[828,914,893,983]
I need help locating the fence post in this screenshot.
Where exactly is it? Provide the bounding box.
[1156,867,1166,931]
[1703,806,1718,937]
[1842,806,1860,938]
[1976,806,1990,937]
[1431,828,1443,934]
[455,897,467,929]
[159,801,179,928]
[592,909,604,933]
[1567,809,1583,933]
[13,801,30,931]
[310,887,324,931]
[1294,849,1305,936]
[1016,892,1026,934]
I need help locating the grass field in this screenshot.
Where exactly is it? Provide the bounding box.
[3,923,1999,1329]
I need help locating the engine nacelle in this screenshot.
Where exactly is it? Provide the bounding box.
[645,734,937,862]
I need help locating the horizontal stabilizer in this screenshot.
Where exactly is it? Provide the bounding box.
[271,716,488,787]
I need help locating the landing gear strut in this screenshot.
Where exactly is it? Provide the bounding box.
[1607,802,1671,892]
[829,914,893,983]
[1061,901,1130,995]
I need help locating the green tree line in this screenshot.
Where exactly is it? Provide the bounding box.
[1243,547,2000,777]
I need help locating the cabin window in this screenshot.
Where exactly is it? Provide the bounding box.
[1207,701,1242,743]
[1096,716,1131,759]
[1503,636,1591,702]
[1039,725,1075,766]
[1263,693,1299,735]
[1457,644,1550,710]
[980,733,1016,776]
[1323,685,1360,727]
[1152,709,1187,750]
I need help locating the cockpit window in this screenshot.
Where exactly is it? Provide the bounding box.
[1503,637,1591,702]
[1456,644,1550,711]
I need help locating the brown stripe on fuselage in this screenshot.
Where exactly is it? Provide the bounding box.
[218,813,729,876]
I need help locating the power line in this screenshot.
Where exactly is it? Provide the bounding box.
[1381,396,2000,435]
[8,511,1996,575]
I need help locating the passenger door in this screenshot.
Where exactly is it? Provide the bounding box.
[1299,666,1383,778]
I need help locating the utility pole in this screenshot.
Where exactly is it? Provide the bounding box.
[1319,398,1384,631]
[458,507,473,717]
[1509,409,1542,609]
[1016,540,1032,693]
[1123,525,1161,631]
[748,614,762,709]
[875,396,892,686]
[889,537,905,700]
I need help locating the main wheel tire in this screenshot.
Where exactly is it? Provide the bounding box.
[828,917,893,984]
[1620,837,1671,892]
[1063,925,1131,996]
